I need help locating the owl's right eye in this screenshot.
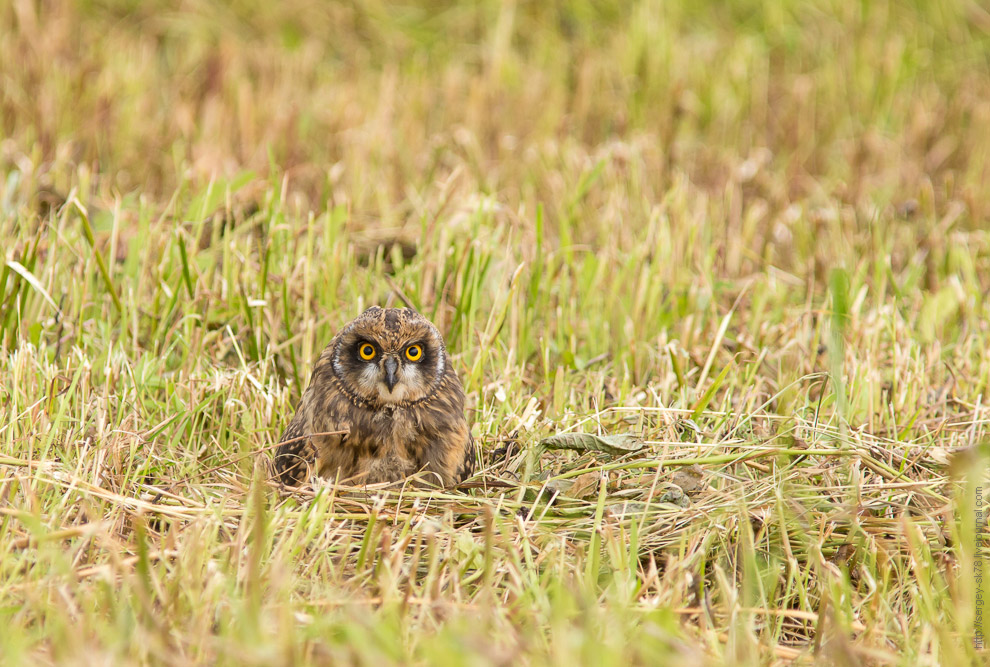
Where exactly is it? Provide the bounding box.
[358,343,376,360]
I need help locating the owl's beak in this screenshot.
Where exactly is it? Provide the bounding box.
[383,357,399,391]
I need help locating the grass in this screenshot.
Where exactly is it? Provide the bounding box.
[1,0,990,664]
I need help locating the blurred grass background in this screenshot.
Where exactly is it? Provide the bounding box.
[2,0,990,664]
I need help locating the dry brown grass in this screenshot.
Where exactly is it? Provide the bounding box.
[2,1,990,664]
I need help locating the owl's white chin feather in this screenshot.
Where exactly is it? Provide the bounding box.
[376,384,410,403]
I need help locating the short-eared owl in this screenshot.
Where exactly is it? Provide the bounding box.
[272,306,475,487]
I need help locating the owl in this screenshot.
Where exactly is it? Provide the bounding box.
[271,306,475,488]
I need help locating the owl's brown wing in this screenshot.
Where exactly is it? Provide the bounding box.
[271,370,349,486]
[271,410,316,486]
[453,433,477,485]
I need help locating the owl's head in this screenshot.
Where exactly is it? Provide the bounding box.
[331,306,447,405]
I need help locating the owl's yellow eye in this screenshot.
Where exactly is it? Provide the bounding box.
[405,345,423,362]
[359,343,376,360]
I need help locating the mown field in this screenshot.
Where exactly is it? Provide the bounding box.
[2,1,990,664]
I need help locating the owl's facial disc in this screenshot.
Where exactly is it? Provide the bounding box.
[333,307,447,406]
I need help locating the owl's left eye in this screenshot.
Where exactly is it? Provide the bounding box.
[405,345,423,362]
[359,343,377,360]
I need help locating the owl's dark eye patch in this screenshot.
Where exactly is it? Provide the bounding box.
[402,340,438,370]
[356,342,377,361]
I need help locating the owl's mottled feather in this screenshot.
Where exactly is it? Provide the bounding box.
[272,306,475,488]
